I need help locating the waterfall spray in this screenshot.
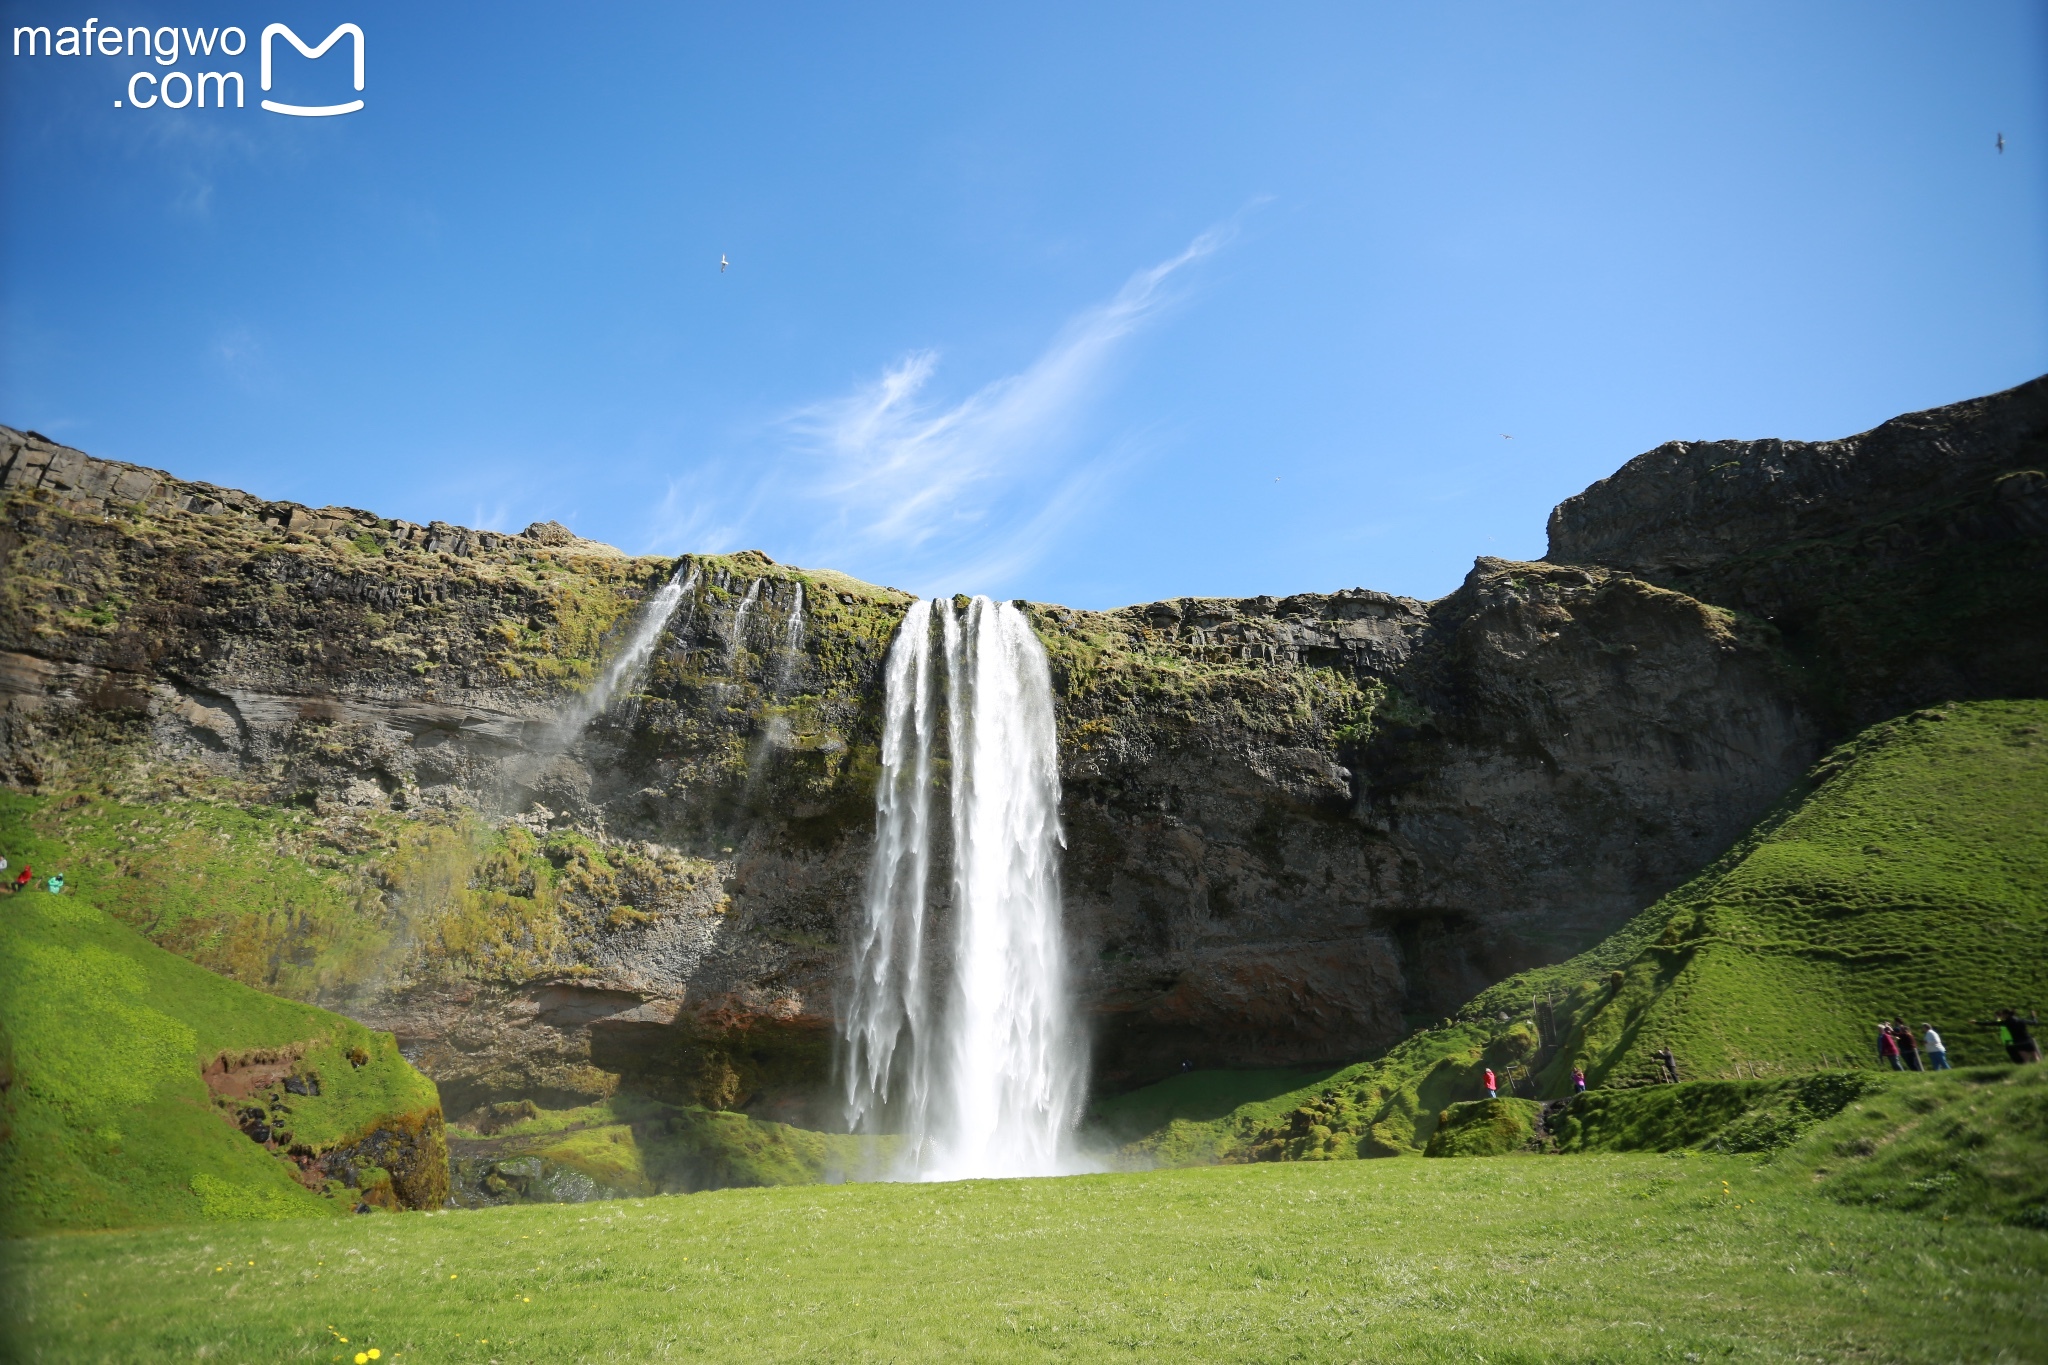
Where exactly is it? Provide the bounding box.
[840,595,1086,1180]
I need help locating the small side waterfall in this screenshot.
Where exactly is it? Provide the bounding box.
[728,577,764,669]
[783,582,807,655]
[776,582,807,689]
[840,595,1086,1180]
[556,563,696,738]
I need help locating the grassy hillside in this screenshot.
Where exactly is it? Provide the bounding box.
[1106,699,2048,1163]
[1549,1065,2048,1223]
[8,1128,2046,1363]
[0,881,444,1235]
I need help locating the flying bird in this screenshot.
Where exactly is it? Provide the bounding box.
[720,254,729,272]
[1502,433,1513,439]
[1996,132,2006,154]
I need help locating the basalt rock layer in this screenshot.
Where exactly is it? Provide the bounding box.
[3,376,2042,1119]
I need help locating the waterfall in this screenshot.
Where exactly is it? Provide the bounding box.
[776,582,807,689]
[727,577,763,669]
[841,599,939,1144]
[840,595,1085,1180]
[557,563,695,737]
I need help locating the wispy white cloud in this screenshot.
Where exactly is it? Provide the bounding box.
[637,223,1234,593]
[645,464,758,556]
[799,229,1222,553]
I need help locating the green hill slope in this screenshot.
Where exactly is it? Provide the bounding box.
[1103,699,2048,1164]
[0,882,446,1234]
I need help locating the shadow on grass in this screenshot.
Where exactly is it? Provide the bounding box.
[1085,1066,1351,1147]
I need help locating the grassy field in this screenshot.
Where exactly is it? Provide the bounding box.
[8,1112,2047,1364]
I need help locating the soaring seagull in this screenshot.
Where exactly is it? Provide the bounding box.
[1997,132,2006,154]
[720,254,729,272]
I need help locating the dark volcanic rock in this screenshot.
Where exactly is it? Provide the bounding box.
[1548,376,2048,727]
[1057,560,1813,1085]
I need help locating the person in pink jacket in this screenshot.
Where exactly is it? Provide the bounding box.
[1483,1067,1498,1100]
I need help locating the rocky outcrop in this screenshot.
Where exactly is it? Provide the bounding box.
[3,379,2040,1114]
[1055,562,1813,1084]
[1547,374,2048,727]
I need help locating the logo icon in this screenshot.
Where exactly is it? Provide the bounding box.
[260,23,363,117]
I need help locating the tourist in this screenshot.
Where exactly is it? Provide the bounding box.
[1921,1023,1950,1070]
[9,864,31,893]
[1654,1047,1680,1083]
[1483,1067,1497,1100]
[45,873,64,894]
[1975,1009,2040,1065]
[1892,1018,1922,1072]
[1572,1067,1587,1093]
[2007,1015,2039,1064]
[1878,1022,1903,1070]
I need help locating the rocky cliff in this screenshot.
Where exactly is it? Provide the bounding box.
[1548,374,2048,728]
[3,376,2041,1121]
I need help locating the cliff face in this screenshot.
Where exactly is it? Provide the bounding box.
[4,378,2039,1119]
[1547,375,2048,728]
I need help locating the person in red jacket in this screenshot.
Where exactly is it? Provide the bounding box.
[8,864,29,893]
[1878,1023,1903,1070]
[1483,1067,1498,1100]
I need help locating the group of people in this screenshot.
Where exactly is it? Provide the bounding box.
[1477,1009,2041,1103]
[1876,1019,1947,1070]
[1482,1064,1589,1100]
[0,857,63,895]
[1878,1012,2038,1069]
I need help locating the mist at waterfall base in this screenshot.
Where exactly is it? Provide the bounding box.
[840,596,1095,1182]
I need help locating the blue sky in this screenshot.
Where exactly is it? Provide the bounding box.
[4,3,2044,608]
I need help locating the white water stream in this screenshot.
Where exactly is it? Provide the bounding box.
[841,595,1086,1180]
[728,577,764,668]
[776,582,807,688]
[555,564,696,738]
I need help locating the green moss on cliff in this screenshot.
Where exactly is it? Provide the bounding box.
[0,779,723,1004]
[0,880,443,1234]
[1032,601,1380,748]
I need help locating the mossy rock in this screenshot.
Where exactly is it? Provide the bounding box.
[1423,1098,1542,1157]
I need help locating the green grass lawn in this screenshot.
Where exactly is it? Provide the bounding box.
[7,1142,2045,1364]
